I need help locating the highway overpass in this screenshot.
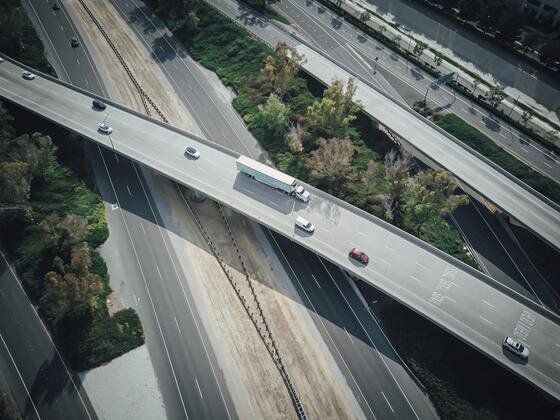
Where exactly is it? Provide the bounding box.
[1,56,559,400]
[207,0,560,253]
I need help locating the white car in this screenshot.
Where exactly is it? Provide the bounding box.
[22,71,35,80]
[295,216,314,233]
[97,123,113,134]
[502,336,529,360]
[184,146,200,159]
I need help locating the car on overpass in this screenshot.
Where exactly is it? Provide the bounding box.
[22,71,35,80]
[503,336,530,360]
[349,248,369,265]
[97,123,113,134]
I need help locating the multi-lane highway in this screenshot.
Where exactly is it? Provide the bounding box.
[2,57,559,400]
[0,252,96,420]
[20,1,236,418]
[273,0,560,181]
[206,0,560,253]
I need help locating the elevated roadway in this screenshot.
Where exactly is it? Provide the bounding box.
[206,0,560,252]
[1,57,559,400]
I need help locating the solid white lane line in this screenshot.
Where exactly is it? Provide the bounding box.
[195,378,204,399]
[344,327,355,345]
[312,274,322,289]
[0,333,41,420]
[60,25,64,31]
[76,58,80,65]
[381,391,394,413]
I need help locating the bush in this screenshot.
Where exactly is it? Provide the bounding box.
[437,114,560,205]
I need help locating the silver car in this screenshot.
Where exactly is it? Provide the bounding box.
[22,71,35,80]
[184,146,200,159]
[502,336,529,360]
[97,123,113,134]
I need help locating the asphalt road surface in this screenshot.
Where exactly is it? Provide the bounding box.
[2,59,560,399]
[274,0,560,181]
[20,1,236,418]
[207,0,560,253]
[0,252,96,420]
[108,0,436,415]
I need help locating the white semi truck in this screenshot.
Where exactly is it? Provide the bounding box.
[236,156,310,202]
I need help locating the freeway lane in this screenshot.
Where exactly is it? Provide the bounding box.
[2,59,559,399]
[21,1,236,418]
[206,0,560,252]
[267,232,434,419]
[0,253,96,420]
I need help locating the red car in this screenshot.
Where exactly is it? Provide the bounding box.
[349,247,369,265]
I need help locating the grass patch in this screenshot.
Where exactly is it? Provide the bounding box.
[436,114,560,205]
[380,303,557,419]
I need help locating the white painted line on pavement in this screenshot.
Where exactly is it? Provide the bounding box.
[195,378,204,399]
[126,185,132,196]
[415,262,427,269]
[140,223,146,234]
[312,274,321,289]
[344,327,355,345]
[0,333,41,420]
[380,258,391,266]
[410,275,423,283]
[446,296,457,303]
[156,264,162,279]
[544,162,553,168]
[500,132,507,138]
[385,245,396,253]
[174,317,181,334]
[76,58,80,65]
[521,147,530,153]
[356,230,367,236]
[480,316,493,325]
[381,391,394,413]
[60,25,64,31]
[114,153,119,162]
[482,300,495,309]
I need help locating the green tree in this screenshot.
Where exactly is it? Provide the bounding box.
[486,84,506,108]
[247,94,290,150]
[360,11,371,22]
[471,78,481,95]
[307,137,355,195]
[401,170,468,234]
[433,51,443,67]
[262,42,305,98]
[306,78,363,137]
[521,109,534,127]
[39,214,89,253]
[382,149,413,223]
[413,41,428,57]
[0,161,30,204]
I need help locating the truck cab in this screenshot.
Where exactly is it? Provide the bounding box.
[294,185,310,202]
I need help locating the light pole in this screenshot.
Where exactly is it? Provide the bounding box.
[423,81,433,103]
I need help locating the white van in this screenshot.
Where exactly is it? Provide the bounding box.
[295,216,315,233]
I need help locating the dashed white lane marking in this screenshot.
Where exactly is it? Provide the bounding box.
[385,246,396,253]
[312,274,321,289]
[415,262,427,269]
[381,391,394,412]
[195,378,204,399]
[521,147,530,153]
[155,264,162,279]
[480,316,493,325]
[410,275,423,283]
[126,185,132,196]
[174,317,181,334]
[544,162,553,168]
[140,223,146,234]
[482,300,495,309]
[380,258,391,266]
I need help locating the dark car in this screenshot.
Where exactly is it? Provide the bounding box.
[52,3,60,10]
[92,99,107,110]
[349,247,369,265]
[70,37,80,48]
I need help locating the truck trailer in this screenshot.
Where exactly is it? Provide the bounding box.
[236,156,310,202]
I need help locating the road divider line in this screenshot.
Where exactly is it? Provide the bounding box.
[381,391,394,413]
